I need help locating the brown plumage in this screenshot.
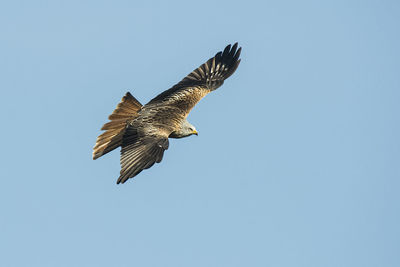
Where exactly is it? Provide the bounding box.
[93,43,241,184]
[92,92,142,160]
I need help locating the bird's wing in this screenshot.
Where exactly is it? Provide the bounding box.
[146,43,241,117]
[117,125,169,184]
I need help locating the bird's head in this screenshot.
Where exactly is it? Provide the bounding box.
[169,120,198,138]
[183,121,198,136]
[188,126,198,136]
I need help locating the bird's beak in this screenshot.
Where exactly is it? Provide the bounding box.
[193,130,198,136]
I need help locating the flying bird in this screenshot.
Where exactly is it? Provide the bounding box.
[93,43,241,184]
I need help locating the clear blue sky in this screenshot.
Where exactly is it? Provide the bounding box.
[1,1,399,266]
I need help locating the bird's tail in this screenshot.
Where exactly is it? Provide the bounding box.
[93,92,142,160]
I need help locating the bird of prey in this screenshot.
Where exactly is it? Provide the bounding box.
[93,43,241,184]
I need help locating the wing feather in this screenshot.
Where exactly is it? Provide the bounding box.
[117,126,169,184]
[146,43,241,116]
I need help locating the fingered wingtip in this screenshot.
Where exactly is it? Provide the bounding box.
[220,42,241,60]
[231,42,238,52]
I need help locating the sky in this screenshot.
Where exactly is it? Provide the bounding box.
[1,0,399,266]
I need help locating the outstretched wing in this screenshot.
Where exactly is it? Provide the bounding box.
[146,43,241,116]
[117,125,169,184]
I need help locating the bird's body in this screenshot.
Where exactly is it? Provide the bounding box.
[93,43,241,184]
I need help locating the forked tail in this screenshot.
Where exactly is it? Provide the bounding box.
[93,92,142,160]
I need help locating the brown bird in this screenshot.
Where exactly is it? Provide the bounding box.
[93,43,241,184]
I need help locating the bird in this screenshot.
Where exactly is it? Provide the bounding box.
[93,43,241,184]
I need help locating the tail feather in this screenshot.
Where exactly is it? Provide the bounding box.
[93,92,142,160]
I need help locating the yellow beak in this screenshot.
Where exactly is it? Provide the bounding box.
[193,130,198,136]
